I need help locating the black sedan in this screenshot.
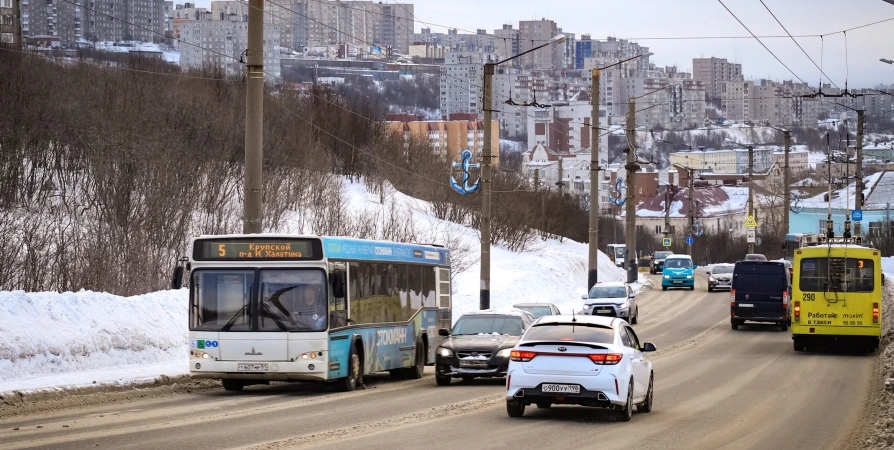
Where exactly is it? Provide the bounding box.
[434,309,535,386]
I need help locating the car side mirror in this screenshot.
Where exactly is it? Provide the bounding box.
[628,292,636,298]
[438,328,450,337]
[581,294,588,300]
[641,342,657,352]
[706,271,711,275]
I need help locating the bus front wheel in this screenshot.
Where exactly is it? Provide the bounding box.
[338,351,361,392]
[222,379,244,391]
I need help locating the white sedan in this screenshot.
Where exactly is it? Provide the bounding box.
[505,315,656,421]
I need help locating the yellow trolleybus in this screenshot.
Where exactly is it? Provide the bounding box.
[791,235,884,353]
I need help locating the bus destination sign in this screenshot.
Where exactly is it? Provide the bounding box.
[193,238,320,261]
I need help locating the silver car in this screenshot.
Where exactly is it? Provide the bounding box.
[707,263,734,292]
[581,282,639,324]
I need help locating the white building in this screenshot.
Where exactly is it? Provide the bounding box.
[669,147,776,174]
[180,17,281,80]
[526,99,608,160]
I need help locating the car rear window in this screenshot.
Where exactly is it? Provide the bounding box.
[733,263,787,292]
[516,306,552,318]
[522,323,615,344]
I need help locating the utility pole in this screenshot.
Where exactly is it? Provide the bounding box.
[748,145,755,254]
[557,156,565,198]
[856,109,865,235]
[783,130,791,236]
[534,168,540,191]
[625,98,637,283]
[13,0,22,50]
[664,186,672,240]
[688,167,694,255]
[243,0,264,234]
[588,67,601,290]
[480,62,495,310]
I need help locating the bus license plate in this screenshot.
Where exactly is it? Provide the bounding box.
[238,363,269,371]
[542,384,581,394]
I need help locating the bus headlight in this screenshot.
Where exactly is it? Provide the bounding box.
[191,350,212,359]
[301,352,319,360]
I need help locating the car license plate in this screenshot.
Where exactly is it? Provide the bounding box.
[542,384,581,394]
[596,309,611,314]
[459,360,488,368]
[739,303,753,307]
[673,281,682,284]
[237,363,269,371]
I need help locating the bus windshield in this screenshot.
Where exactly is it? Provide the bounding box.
[665,259,691,269]
[799,258,875,293]
[191,268,329,332]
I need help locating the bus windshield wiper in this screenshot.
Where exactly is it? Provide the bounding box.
[221,304,250,332]
[260,302,289,332]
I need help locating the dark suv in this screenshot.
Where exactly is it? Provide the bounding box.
[650,250,674,274]
[730,261,791,331]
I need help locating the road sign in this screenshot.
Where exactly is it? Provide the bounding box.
[663,237,672,247]
[744,215,758,228]
[686,236,694,246]
[746,228,756,243]
[853,210,863,221]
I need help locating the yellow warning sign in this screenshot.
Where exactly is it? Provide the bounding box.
[744,215,758,228]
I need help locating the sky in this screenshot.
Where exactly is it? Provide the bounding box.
[193,0,894,87]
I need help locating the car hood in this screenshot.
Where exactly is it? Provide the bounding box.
[712,273,732,279]
[441,334,520,351]
[585,297,627,306]
[663,268,692,276]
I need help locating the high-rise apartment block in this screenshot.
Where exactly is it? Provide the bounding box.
[179,13,280,80]
[21,0,165,47]
[292,0,413,54]
[693,57,743,101]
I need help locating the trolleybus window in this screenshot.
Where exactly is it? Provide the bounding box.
[799,258,875,293]
[191,270,254,331]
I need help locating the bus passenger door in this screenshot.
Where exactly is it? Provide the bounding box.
[328,262,348,328]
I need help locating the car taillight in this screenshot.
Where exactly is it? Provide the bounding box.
[510,350,536,362]
[782,290,789,307]
[794,301,800,322]
[588,353,623,365]
[873,302,879,323]
[730,289,736,316]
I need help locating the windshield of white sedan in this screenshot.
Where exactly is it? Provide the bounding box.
[190,269,328,332]
[523,324,615,343]
[452,316,523,335]
[588,286,626,298]
[713,266,733,274]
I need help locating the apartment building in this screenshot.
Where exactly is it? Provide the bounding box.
[720,80,752,122]
[439,52,490,118]
[0,0,14,44]
[295,0,412,53]
[669,147,776,174]
[384,113,500,165]
[526,100,609,161]
[518,19,561,70]
[180,15,281,79]
[693,57,743,101]
[172,2,207,39]
[163,1,173,35]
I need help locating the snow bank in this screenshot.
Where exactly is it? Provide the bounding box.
[0,289,188,394]
[0,178,633,395]
[883,257,894,280]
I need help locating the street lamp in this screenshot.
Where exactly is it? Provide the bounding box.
[479,34,567,310]
[587,51,652,291]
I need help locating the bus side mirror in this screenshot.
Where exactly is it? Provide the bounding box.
[330,270,346,298]
[171,266,184,290]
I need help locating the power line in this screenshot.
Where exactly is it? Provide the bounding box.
[758,0,839,89]
[716,0,813,88]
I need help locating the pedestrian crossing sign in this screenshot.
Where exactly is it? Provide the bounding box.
[662,238,672,247]
[744,215,758,228]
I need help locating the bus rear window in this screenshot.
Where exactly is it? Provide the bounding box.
[799,258,874,293]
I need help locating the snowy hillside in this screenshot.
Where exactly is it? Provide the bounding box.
[0,178,631,395]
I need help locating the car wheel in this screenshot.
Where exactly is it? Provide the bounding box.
[337,352,361,392]
[689,286,695,291]
[780,322,788,332]
[632,308,638,325]
[662,286,667,291]
[731,320,739,330]
[617,380,633,422]
[507,399,526,418]
[435,374,451,386]
[637,374,653,413]
[222,379,244,392]
[708,285,713,292]
[536,402,551,409]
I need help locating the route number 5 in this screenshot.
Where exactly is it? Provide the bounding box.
[218,244,226,257]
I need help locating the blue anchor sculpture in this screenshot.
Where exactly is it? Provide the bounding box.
[609,177,627,206]
[790,192,803,214]
[449,149,481,195]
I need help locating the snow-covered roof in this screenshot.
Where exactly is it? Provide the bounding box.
[800,171,886,210]
[864,171,894,208]
[632,185,768,218]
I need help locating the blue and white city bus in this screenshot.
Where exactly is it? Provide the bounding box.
[171,234,452,392]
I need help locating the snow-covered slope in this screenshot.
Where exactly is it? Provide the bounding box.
[0,178,630,395]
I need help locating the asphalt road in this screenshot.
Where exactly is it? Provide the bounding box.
[0,271,878,450]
